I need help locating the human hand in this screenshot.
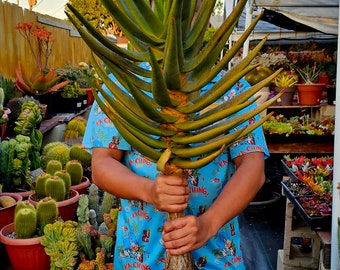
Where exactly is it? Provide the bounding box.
[162,215,210,255]
[150,174,190,213]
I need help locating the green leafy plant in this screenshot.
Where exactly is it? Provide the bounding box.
[67,1,281,268]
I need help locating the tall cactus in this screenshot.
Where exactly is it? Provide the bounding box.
[66,1,282,269]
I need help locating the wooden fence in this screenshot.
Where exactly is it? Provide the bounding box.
[0,1,93,80]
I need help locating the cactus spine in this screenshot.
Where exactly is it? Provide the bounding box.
[45,175,66,202]
[65,160,83,185]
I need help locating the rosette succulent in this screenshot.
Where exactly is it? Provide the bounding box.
[66,0,282,268]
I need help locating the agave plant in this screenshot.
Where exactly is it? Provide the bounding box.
[66,0,282,269]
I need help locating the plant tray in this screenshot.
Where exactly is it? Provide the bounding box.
[281,181,313,202]
[281,159,299,182]
[294,195,332,231]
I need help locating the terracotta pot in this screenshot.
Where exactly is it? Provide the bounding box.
[71,176,91,195]
[0,193,23,230]
[29,190,80,221]
[274,87,296,106]
[0,223,50,270]
[296,83,325,105]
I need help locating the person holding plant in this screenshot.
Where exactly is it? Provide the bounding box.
[83,63,269,269]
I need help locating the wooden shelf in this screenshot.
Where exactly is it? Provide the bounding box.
[267,141,334,154]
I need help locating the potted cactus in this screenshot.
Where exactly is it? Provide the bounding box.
[29,170,80,221]
[0,198,58,270]
[66,0,282,268]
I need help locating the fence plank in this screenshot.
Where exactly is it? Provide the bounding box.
[0,1,92,80]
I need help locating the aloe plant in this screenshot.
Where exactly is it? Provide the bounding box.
[66,0,282,269]
[15,63,70,95]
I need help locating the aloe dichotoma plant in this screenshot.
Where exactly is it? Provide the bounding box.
[66,0,282,269]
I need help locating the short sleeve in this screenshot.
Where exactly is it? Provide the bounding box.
[82,74,130,151]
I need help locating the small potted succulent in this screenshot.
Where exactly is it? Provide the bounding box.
[272,70,299,106]
[294,63,326,105]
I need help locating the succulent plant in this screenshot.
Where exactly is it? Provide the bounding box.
[67,0,282,268]
[41,220,79,270]
[15,63,70,95]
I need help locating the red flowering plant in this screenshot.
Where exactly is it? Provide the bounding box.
[283,155,333,217]
[284,155,333,195]
[15,22,69,95]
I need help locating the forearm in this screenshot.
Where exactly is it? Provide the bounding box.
[91,148,153,203]
[203,152,266,237]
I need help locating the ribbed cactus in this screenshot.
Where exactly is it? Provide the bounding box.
[41,141,70,168]
[67,0,282,268]
[46,159,63,175]
[35,172,52,199]
[14,207,37,238]
[69,144,92,168]
[65,160,84,185]
[54,169,71,195]
[14,200,36,216]
[36,197,58,228]
[45,175,66,202]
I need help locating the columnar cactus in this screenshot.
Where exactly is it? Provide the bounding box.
[65,160,84,185]
[35,172,52,198]
[54,169,71,195]
[45,175,66,202]
[14,206,37,238]
[46,160,63,175]
[67,0,282,268]
[36,197,59,228]
[14,199,58,238]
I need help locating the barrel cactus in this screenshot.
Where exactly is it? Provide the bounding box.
[14,198,58,238]
[65,159,84,186]
[67,0,282,268]
[45,175,67,202]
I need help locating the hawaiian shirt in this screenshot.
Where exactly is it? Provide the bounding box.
[82,64,269,269]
